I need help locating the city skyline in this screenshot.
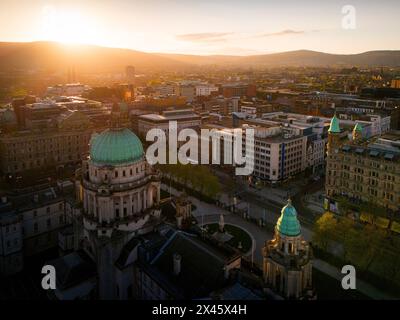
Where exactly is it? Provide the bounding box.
[0,0,400,56]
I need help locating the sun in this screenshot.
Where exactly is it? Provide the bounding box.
[39,6,96,45]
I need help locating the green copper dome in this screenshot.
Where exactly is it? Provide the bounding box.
[328,114,341,133]
[90,128,144,165]
[276,199,301,237]
[354,123,363,132]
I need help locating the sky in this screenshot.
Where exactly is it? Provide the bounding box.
[0,0,399,55]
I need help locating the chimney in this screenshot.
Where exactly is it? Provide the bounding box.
[223,266,230,280]
[173,253,181,276]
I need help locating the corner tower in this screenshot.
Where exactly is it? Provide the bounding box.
[352,122,363,143]
[327,114,341,155]
[262,199,315,299]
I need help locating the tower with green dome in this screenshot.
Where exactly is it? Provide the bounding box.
[77,104,161,299]
[327,113,341,156]
[352,122,363,142]
[262,199,315,299]
[276,199,301,237]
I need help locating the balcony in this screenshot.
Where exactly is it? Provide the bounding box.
[83,173,161,193]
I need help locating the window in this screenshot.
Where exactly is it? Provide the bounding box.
[34,223,38,233]
[47,219,51,228]
[115,171,118,178]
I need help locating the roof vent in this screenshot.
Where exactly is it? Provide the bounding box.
[173,253,181,276]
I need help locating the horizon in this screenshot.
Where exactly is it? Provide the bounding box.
[1,0,400,55]
[1,40,400,58]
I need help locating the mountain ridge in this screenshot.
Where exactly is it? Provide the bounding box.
[0,41,399,72]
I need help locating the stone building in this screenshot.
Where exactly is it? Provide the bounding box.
[49,108,162,299]
[0,110,94,176]
[262,199,315,299]
[325,114,400,220]
[0,185,69,275]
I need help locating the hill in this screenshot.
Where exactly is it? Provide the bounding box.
[0,42,399,73]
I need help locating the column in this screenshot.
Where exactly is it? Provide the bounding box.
[93,196,97,218]
[83,192,88,213]
[129,195,133,216]
[120,196,124,219]
[143,189,146,210]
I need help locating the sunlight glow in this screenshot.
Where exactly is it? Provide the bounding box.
[39,5,97,45]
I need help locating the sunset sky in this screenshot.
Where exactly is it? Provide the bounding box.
[0,0,399,55]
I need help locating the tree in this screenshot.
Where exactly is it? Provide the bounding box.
[336,218,358,261]
[313,212,337,251]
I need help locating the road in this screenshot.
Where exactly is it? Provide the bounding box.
[161,182,397,300]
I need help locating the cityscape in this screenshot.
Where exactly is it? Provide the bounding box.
[0,0,399,306]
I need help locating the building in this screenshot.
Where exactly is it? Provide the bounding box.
[245,112,330,174]
[152,83,177,97]
[336,113,391,137]
[221,83,256,98]
[262,199,315,299]
[48,108,162,299]
[201,96,240,115]
[126,66,135,82]
[0,111,94,176]
[135,230,241,300]
[46,83,90,97]
[325,115,400,228]
[137,109,201,137]
[247,125,308,183]
[195,84,218,97]
[391,79,400,89]
[0,185,70,275]
[133,95,187,111]
[178,85,196,102]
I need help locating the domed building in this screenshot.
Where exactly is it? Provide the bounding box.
[262,199,315,299]
[78,108,161,299]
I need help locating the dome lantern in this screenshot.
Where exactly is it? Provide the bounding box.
[276,199,301,237]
